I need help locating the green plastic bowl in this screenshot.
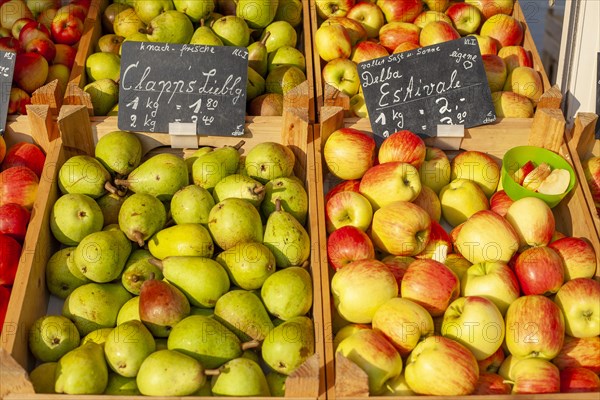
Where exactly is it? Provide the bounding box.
[501,146,576,208]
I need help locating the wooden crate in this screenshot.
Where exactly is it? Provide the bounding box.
[61,0,316,122]
[0,101,326,398]
[311,0,553,119]
[314,104,600,399]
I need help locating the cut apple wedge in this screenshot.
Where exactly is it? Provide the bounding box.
[512,160,536,185]
[522,162,551,191]
[537,168,570,195]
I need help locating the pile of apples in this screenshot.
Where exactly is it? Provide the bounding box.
[84,0,305,116]
[0,135,46,332]
[322,127,600,395]
[314,0,543,119]
[583,155,600,216]
[0,0,90,114]
[25,130,315,395]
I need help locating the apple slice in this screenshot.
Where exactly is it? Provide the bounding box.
[537,168,570,195]
[522,162,551,191]
[512,160,535,185]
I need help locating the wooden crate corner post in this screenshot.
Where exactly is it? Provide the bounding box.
[0,348,35,397]
[57,104,95,155]
[30,80,62,116]
[528,107,566,153]
[25,104,59,154]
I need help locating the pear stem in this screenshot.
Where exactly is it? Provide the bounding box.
[105,181,119,195]
[275,198,281,212]
[241,339,260,351]
[260,31,271,45]
[114,178,130,188]
[148,258,164,270]
[300,260,309,269]
[200,18,205,27]
[204,368,222,376]
[232,140,245,150]
[164,218,175,228]
[253,185,265,195]
[132,230,145,247]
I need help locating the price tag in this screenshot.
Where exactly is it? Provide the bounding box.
[0,51,16,133]
[359,36,496,144]
[118,41,248,137]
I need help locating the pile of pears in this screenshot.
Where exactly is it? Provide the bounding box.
[87,0,306,116]
[30,130,315,396]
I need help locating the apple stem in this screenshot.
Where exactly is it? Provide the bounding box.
[204,368,222,376]
[148,258,164,270]
[232,140,245,150]
[241,339,260,351]
[275,198,281,212]
[132,230,145,247]
[253,185,265,195]
[260,31,271,45]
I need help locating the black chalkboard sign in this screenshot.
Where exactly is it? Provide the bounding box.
[0,51,16,133]
[118,41,248,136]
[359,36,496,142]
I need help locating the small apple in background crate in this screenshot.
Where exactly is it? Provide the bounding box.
[313,87,600,397]
[62,0,316,121]
[311,0,556,120]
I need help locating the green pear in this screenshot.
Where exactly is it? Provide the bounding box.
[174,0,215,22]
[266,65,306,95]
[184,147,213,181]
[214,290,273,342]
[119,32,149,56]
[206,11,224,24]
[104,373,140,395]
[241,348,260,364]
[215,241,276,290]
[118,193,166,247]
[212,173,265,207]
[261,176,307,224]
[133,0,175,24]
[245,142,295,183]
[29,315,80,362]
[268,45,305,72]
[274,0,302,27]
[191,307,214,317]
[136,350,206,396]
[104,320,156,377]
[190,21,224,45]
[107,103,119,116]
[30,362,57,394]
[50,193,104,246]
[261,316,314,375]
[155,256,230,308]
[121,249,163,295]
[266,371,287,396]
[170,185,215,226]
[167,315,257,368]
[247,67,266,101]
[58,155,111,199]
[55,342,108,394]
[207,198,263,251]
[46,247,89,299]
[116,296,141,325]
[247,32,270,77]
[216,0,236,15]
[211,357,271,396]
[96,192,129,227]
[249,93,284,116]
[260,20,296,52]
[139,278,190,337]
[263,200,310,268]
[85,52,120,82]
[193,379,213,396]
[102,3,131,33]
[155,338,168,350]
[237,0,277,29]
[63,282,132,336]
[81,328,113,348]
[96,33,124,54]
[192,141,244,192]
[73,229,132,283]
[84,78,120,117]
[142,10,194,43]
[148,223,214,259]
[261,267,312,320]
[95,130,143,176]
[212,15,250,46]
[115,153,188,201]
[113,7,146,38]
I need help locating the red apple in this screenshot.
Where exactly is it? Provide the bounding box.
[412,185,441,223]
[482,54,507,92]
[480,13,523,48]
[321,16,367,45]
[445,2,482,35]
[315,0,355,20]
[0,136,5,164]
[469,34,497,55]
[18,20,50,46]
[505,196,555,250]
[461,260,520,316]
[53,43,76,68]
[50,11,83,45]
[1,0,34,30]
[492,91,534,118]
[2,142,46,177]
[413,10,452,29]
[327,225,375,271]
[24,36,55,62]
[451,150,500,198]
[379,21,420,52]
[498,45,533,72]
[444,253,471,281]
[323,128,376,180]
[11,17,34,39]
[510,358,560,394]
[478,347,505,373]
[552,336,600,374]
[419,146,451,195]
[489,190,513,217]
[346,1,386,39]
[416,219,450,260]
[14,51,48,94]
[8,87,31,115]
[419,20,460,47]
[551,230,567,242]
[560,367,600,393]
[0,233,21,285]
[0,285,10,331]
[505,295,565,360]
[549,237,597,280]
[401,258,459,316]
[326,190,373,233]
[360,162,422,209]
[473,372,511,395]
[378,130,426,168]
[377,0,423,23]
[37,7,57,30]
[465,0,514,20]
[0,203,30,242]
[0,166,39,209]
[314,23,352,61]
[350,40,388,64]
[515,246,564,296]
[55,3,87,22]
[0,36,21,53]
[503,66,543,103]
[554,278,600,338]
[583,156,600,203]
[69,0,91,15]
[393,41,420,53]
[324,179,360,204]
[381,255,414,287]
